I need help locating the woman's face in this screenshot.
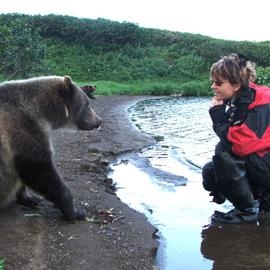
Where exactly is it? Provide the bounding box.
[211,78,241,101]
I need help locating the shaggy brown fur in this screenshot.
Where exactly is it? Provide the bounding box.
[0,76,101,220]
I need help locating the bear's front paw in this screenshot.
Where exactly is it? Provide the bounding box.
[62,208,86,221]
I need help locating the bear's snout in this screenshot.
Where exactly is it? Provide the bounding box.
[79,111,101,130]
[91,115,102,129]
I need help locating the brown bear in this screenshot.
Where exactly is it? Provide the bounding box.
[81,85,96,99]
[0,76,101,220]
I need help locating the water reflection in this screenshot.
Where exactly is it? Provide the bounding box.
[111,147,225,270]
[201,220,270,269]
[111,97,270,270]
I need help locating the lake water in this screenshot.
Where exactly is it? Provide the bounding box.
[109,97,270,270]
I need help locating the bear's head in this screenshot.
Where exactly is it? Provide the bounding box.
[81,85,96,92]
[80,85,96,99]
[60,76,101,130]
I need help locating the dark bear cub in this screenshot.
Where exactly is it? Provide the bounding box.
[0,76,101,220]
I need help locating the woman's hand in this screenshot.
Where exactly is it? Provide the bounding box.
[210,97,224,108]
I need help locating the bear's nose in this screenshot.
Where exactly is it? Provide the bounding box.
[94,117,102,129]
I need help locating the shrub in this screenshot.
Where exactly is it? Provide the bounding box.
[256,66,270,86]
[0,259,4,270]
[0,15,47,79]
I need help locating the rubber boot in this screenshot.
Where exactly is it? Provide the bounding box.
[211,208,258,224]
[202,161,225,204]
[212,151,257,224]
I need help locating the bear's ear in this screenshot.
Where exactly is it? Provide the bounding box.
[64,75,72,89]
[60,75,74,98]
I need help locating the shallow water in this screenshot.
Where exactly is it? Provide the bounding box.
[110,97,270,270]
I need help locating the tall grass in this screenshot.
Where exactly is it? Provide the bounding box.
[78,79,212,96]
[179,80,212,96]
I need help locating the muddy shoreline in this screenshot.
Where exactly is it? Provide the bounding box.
[0,96,159,270]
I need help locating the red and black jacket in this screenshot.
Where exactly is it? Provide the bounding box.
[209,82,270,157]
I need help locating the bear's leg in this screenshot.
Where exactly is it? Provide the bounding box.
[15,158,85,220]
[16,185,42,208]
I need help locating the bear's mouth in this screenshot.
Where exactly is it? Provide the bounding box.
[79,119,102,130]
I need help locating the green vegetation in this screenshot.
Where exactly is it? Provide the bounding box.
[0,259,4,270]
[0,13,269,95]
[79,80,212,96]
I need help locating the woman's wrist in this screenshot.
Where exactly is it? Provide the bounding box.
[209,104,227,123]
[210,97,224,108]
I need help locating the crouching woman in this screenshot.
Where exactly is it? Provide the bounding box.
[203,53,270,224]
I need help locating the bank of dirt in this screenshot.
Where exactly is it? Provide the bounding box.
[0,96,159,270]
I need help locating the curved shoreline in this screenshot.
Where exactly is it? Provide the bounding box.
[0,95,159,270]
